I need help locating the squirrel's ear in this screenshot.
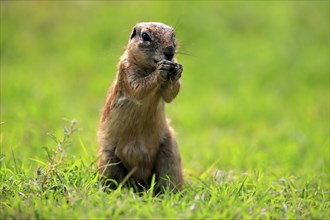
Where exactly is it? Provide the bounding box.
[129,27,137,40]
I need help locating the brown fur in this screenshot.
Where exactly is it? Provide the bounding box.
[97,22,183,192]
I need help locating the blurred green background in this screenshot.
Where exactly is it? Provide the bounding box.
[1,1,329,183]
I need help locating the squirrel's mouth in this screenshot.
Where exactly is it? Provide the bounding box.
[153,59,159,64]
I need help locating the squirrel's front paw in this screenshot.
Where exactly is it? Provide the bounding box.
[157,60,183,82]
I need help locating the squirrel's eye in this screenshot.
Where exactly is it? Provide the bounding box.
[141,32,152,42]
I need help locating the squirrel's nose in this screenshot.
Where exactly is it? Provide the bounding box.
[164,46,175,60]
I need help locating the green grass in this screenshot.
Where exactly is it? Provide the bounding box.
[1,1,329,219]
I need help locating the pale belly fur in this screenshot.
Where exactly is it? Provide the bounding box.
[109,96,167,181]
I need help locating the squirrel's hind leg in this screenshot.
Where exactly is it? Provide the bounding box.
[98,148,128,189]
[154,132,183,193]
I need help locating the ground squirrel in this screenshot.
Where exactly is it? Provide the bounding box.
[97,22,183,192]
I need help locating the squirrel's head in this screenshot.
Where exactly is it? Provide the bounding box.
[126,22,177,70]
